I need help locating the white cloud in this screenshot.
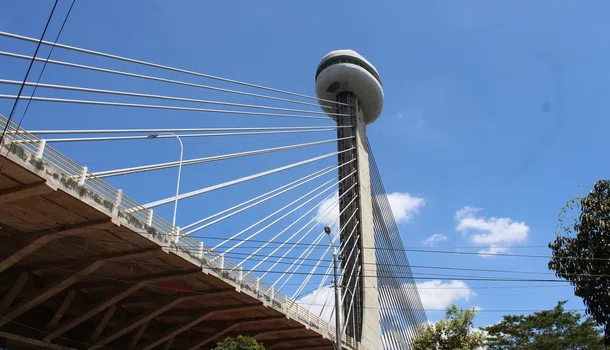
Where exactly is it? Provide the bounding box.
[386,192,424,224]
[422,234,448,246]
[297,285,336,324]
[416,280,476,310]
[455,206,529,255]
[316,192,424,231]
[316,193,340,228]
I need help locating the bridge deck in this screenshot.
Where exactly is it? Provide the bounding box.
[0,123,357,350]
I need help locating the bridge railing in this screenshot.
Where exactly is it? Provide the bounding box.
[0,115,359,349]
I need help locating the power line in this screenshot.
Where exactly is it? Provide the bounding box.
[13,0,76,133]
[0,246,574,282]
[0,1,59,145]
[1,218,607,263]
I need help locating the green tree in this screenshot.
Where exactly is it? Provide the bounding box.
[549,180,610,344]
[212,336,265,350]
[413,305,485,350]
[484,300,605,349]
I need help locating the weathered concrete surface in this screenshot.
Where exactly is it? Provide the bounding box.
[353,99,382,350]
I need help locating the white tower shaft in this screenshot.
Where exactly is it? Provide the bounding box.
[336,92,381,349]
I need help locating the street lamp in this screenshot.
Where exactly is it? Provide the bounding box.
[147,133,183,233]
[325,226,342,350]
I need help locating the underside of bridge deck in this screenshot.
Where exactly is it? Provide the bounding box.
[0,150,338,350]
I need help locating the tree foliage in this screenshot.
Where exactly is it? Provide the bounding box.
[484,300,605,349]
[413,305,485,350]
[212,336,265,350]
[549,180,610,344]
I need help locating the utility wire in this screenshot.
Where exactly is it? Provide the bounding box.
[0,1,59,145]
[1,218,607,263]
[12,1,76,135]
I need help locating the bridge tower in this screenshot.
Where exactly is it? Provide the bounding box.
[315,50,384,349]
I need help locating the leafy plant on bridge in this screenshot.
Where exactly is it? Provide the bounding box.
[550,179,610,345]
[484,300,605,349]
[213,335,265,350]
[412,304,485,350]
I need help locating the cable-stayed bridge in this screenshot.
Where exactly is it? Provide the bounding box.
[0,29,427,350]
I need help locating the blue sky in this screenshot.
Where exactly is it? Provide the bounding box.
[2,0,610,332]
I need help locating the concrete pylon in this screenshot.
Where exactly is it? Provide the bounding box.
[315,49,384,349]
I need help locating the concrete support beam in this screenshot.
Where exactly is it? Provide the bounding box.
[0,181,55,204]
[188,316,285,350]
[44,262,187,342]
[0,331,78,350]
[253,327,303,339]
[139,311,213,350]
[89,298,188,350]
[140,304,263,350]
[128,322,149,350]
[120,291,232,307]
[45,289,77,330]
[0,260,106,328]
[161,337,175,350]
[89,288,233,350]
[90,304,116,341]
[0,272,28,313]
[0,219,111,274]
[26,247,160,272]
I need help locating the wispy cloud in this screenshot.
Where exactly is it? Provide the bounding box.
[386,192,424,224]
[416,280,476,310]
[422,233,448,246]
[455,206,529,256]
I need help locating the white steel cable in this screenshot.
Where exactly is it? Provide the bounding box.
[318,285,334,319]
[257,188,358,282]
[140,148,353,209]
[22,126,350,135]
[274,206,359,293]
[242,183,357,276]
[0,94,330,120]
[92,137,351,178]
[0,51,334,109]
[233,185,343,269]
[181,163,348,233]
[185,169,342,238]
[0,31,347,106]
[339,233,360,285]
[215,178,341,256]
[342,265,362,334]
[338,214,360,256]
[273,231,327,288]
[340,247,361,301]
[303,262,334,311]
[0,79,349,117]
[34,129,337,144]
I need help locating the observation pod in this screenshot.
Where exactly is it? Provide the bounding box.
[315,49,384,124]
